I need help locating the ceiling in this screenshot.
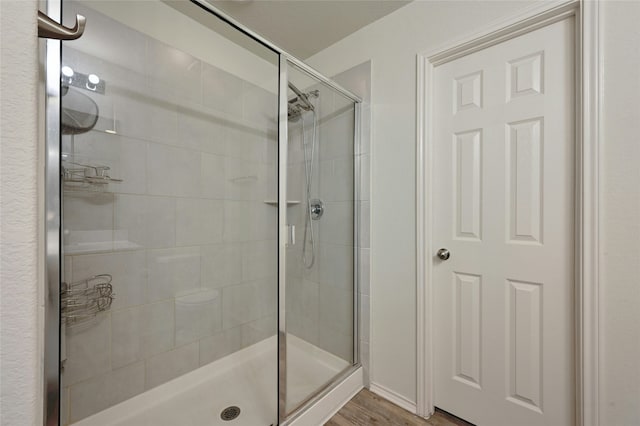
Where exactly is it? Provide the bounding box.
[208,0,412,59]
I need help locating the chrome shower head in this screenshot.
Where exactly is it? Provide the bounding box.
[287,85,319,121]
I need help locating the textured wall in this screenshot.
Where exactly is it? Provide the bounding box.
[600,1,640,424]
[0,1,43,425]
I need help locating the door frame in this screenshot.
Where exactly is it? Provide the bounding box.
[415,1,601,425]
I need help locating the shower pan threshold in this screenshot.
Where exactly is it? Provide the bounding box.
[71,335,351,426]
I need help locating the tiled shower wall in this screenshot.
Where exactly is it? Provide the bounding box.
[333,62,372,386]
[59,8,278,423]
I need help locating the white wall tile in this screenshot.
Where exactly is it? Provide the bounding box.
[318,243,353,293]
[72,250,147,311]
[145,342,199,390]
[113,92,179,145]
[226,126,267,163]
[319,327,353,362]
[147,247,201,302]
[242,82,277,131]
[202,63,244,118]
[201,153,225,199]
[359,248,370,296]
[175,289,222,346]
[69,131,120,180]
[358,104,371,156]
[62,313,111,385]
[111,300,174,368]
[117,136,147,194]
[175,198,224,246]
[286,247,319,284]
[319,110,355,161]
[63,4,147,78]
[241,315,277,347]
[318,201,354,246]
[359,201,370,249]
[286,279,320,345]
[224,157,264,201]
[319,156,354,202]
[146,40,202,105]
[64,256,73,283]
[200,243,243,289]
[63,192,114,234]
[359,154,370,201]
[221,202,246,242]
[69,361,145,423]
[147,143,201,197]
[360,295,370,344]
[115,195,175,248]
[178,107,227,154]
[242,240,277,281]
[316,85,335,121]
[199,327,242,366]
[223,201,277,242]
[255,202,278,241]
[360,341,370,387]
[60,386,69,426]
[222,279,276,328]
[319,286,353,336]
[66,131,147,195]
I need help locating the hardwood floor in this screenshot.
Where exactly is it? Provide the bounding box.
[325,389,472,426]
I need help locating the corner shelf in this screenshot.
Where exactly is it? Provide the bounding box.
[263,200,302,206]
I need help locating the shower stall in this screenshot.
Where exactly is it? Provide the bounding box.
[43,1,361,424]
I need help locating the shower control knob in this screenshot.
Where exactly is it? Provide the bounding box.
[436,248,450,261]
[310,199,324,220]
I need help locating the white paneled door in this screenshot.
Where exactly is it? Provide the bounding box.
[431,18,575,426]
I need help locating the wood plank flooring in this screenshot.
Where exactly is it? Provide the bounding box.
[325,389,472,426]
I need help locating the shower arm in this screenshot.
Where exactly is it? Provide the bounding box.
[288,82,315,111]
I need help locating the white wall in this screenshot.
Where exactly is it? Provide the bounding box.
[600,1,640,424]
[0,1,43,425]
[309,0,640,420]
[308,0,540,404]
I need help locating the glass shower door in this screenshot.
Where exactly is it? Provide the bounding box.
[58,1,278,424]
[281,60,358,417]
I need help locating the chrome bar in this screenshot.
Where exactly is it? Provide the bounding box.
[189,0,362,104]
[38,10,85,40]
[353,102,362,366]
[43,1,62,425]
[277,54,289,425]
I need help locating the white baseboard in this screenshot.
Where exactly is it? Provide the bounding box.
[369,382,417,414]
[288,367,364,426]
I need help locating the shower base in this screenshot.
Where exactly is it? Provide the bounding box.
[72,334,351,426]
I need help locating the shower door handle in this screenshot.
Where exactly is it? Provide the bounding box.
[286,225,296,247]
[38,11,86,40]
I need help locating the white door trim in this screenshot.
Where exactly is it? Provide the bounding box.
[415,1,601,425]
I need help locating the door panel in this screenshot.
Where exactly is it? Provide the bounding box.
[282,61,356,416]
[432,18,575,426]
[58,1,279,424]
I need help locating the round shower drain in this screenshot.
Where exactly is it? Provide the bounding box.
[220,406,241,421]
